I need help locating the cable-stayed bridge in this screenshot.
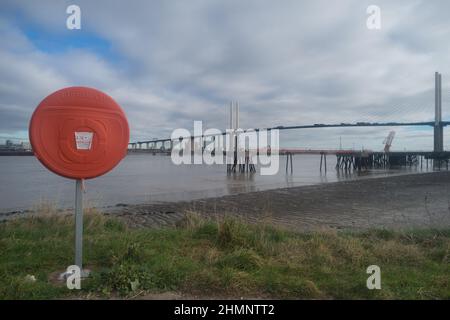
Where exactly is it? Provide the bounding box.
[128,72,450,172]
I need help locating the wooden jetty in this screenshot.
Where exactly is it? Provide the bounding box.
[280,149,450,173]
[126,145,450,173]
[335,151,450,171]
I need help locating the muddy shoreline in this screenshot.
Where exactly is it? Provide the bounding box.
[104,171,450,231]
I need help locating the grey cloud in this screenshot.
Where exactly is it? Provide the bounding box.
[0,0,449,150]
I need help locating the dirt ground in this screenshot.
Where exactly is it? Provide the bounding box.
[107,171,450,231]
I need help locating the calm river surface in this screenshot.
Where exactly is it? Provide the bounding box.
[0,154,432,212]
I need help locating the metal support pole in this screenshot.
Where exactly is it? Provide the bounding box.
[286,154,289,173]
[75,179,83,271]
[290,153,293,174]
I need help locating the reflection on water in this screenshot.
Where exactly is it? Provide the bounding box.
[0,154,434,212]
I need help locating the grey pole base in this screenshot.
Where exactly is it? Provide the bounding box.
[75,179,83,270]
[58,179,90,281]
[58,268,91,281]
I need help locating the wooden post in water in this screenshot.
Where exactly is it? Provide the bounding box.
[319,153,323,172]
[290,153,293,174]
[286,153,289,174]
[285,153,293,174]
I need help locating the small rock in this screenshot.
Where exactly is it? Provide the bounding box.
[115,203,128,207]
[24,275,36,283]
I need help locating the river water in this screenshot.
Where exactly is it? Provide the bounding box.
[0,154,432,212]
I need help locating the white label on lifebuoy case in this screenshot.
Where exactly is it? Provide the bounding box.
[75,132,93,150]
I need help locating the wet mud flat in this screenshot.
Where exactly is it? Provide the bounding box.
[108,172,450,231]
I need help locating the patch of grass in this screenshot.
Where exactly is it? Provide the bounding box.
[217,248,263,271]
[0,209,449,299]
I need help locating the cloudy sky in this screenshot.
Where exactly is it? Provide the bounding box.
[1,0,450,150]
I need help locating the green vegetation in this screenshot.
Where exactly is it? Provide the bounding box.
[0,207,449,299]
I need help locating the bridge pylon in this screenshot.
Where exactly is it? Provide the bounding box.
[434,72,444,152]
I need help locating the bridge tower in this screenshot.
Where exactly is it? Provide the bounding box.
[434,72,444,152]
[227,101,239,172]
